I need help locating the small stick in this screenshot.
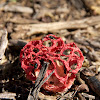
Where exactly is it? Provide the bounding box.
[81,93,95,99]
[0,29,8,64]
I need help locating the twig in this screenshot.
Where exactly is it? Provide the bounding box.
[1,5,33,14]
[87,76,100,96]
[11,16,100,39]
[27,61,54,100]
[5,17,39,24]
[0,29,8,64]
[81,93,95,99]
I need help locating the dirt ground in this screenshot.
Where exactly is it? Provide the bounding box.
[0,0,100,100]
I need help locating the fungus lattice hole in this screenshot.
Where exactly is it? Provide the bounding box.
[73,44,76,47]
[55,60,63,66]
[29,62,34,66]
[49,36,55,39]
[33,48,39,53]
[63,49,71,55]
[32,54,36,60]
[34,63,38,69]
[60,56,69,61]
[32,54,35,57]
[31,69,35,77]
[68,73,72,78]
[66,73,74,84]
[32,41,40,46]
[55,60,66,77]
[25,53,29,56]
[49,81,54,84]
[26,45,31,48]
[22,53,25,58]
[70,61,77,70]
[43,40,52,47]
[74,51,80,57]
[64,65,67,74]
[70,44,76,47]
[56,41,63,47]
[55,50,60,54]
[48,61,54,70]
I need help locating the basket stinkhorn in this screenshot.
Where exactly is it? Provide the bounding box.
[20,34,84,92]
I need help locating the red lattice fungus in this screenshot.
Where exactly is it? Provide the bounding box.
[20,34,84,92]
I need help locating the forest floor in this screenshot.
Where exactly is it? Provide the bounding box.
[0,0,100,100]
